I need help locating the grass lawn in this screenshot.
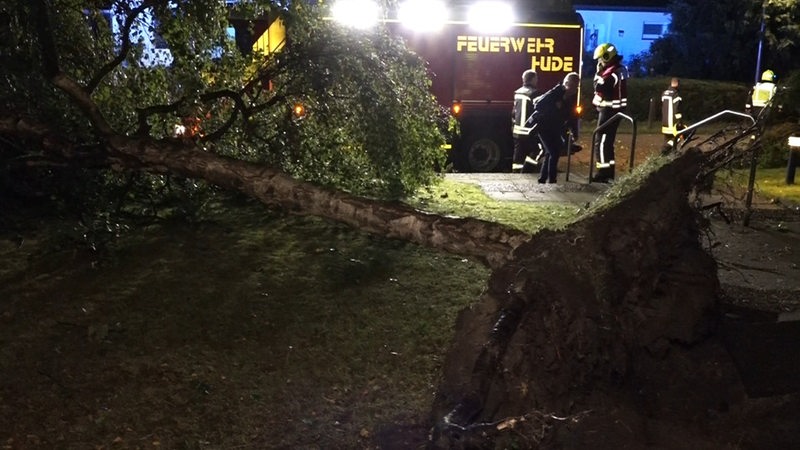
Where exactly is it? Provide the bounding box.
[0,202,494,448]
[408,178,582,234]
[744,167,800,206]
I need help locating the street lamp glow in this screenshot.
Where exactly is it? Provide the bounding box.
[398,0,448,32]
[467,1,515,33]
[330,0,380,29]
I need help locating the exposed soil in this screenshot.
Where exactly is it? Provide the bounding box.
[376,213,800,449]
[590,211,800,450]
[373,208,800,450]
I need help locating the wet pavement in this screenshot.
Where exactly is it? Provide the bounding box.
[445,170,788,211]
[444,172,609,206]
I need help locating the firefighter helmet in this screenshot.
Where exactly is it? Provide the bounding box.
[593,43,617,63]
[761,69,776,82]
[522,69,536,85]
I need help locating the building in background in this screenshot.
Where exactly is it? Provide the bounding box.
[575,1,671,60]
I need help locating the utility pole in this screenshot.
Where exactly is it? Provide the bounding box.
[754,2,766,84]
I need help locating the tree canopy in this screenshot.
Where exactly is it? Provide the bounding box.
[0,0,448,220]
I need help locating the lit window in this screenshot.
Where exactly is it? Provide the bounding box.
[642,23,665,40]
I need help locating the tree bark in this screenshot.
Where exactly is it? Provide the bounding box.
[0,115,529,269]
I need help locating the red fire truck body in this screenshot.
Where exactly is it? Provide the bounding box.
[392,12,584,172]
[233,5,584,173]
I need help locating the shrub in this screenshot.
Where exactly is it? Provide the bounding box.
[760,121,800,169]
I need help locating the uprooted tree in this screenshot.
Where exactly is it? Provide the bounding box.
[0,1,771,448]
[427,134,756,448]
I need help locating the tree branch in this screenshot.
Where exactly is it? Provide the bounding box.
[0,115,114,168]
[134,89,247,141]
[30,0,116,137]
[86,1,154,93]
[198,89,247,142]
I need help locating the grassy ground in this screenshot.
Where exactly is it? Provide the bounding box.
[1,204,492,448]
[409,178,581,233]
[731,167,800,206]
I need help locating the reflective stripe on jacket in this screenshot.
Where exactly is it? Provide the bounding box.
[661,87,683,135]
[592,60,628,110]
[512,86,538,136]
[751,81,776,108]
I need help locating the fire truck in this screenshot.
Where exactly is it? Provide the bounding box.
[236,1,585,172]
[383,5,585,172]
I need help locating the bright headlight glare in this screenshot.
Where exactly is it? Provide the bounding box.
[331,0,380,29]
[467,1,515,33]
[399,0,448,32]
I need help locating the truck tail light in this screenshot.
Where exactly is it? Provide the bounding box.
[292,103,306,119]
[451,102,462,116]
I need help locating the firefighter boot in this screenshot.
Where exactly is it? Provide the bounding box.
[591,166,613,183]
[662,138,675,155]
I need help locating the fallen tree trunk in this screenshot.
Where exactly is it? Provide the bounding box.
[428,146,734,449]
[0,115,529,269]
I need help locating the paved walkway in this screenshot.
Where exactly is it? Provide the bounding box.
[445,172,609,205]
[445,171,789,212]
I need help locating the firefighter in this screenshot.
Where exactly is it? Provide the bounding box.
[591,43,628,183]
[746,69,778,118]
[661,77,684,153]
[511,69,542,173]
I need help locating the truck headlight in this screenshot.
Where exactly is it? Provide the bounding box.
[467,1,515,33]
[330,0,380,29]
[399,0,448,32]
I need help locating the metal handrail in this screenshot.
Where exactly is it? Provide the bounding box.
[669,109,760,225]
[673,109,756,151]
[588,112,636,183]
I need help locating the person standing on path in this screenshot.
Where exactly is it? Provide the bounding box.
[527,72,580,184]
[511,69,542,172]
[591,43,628,183]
